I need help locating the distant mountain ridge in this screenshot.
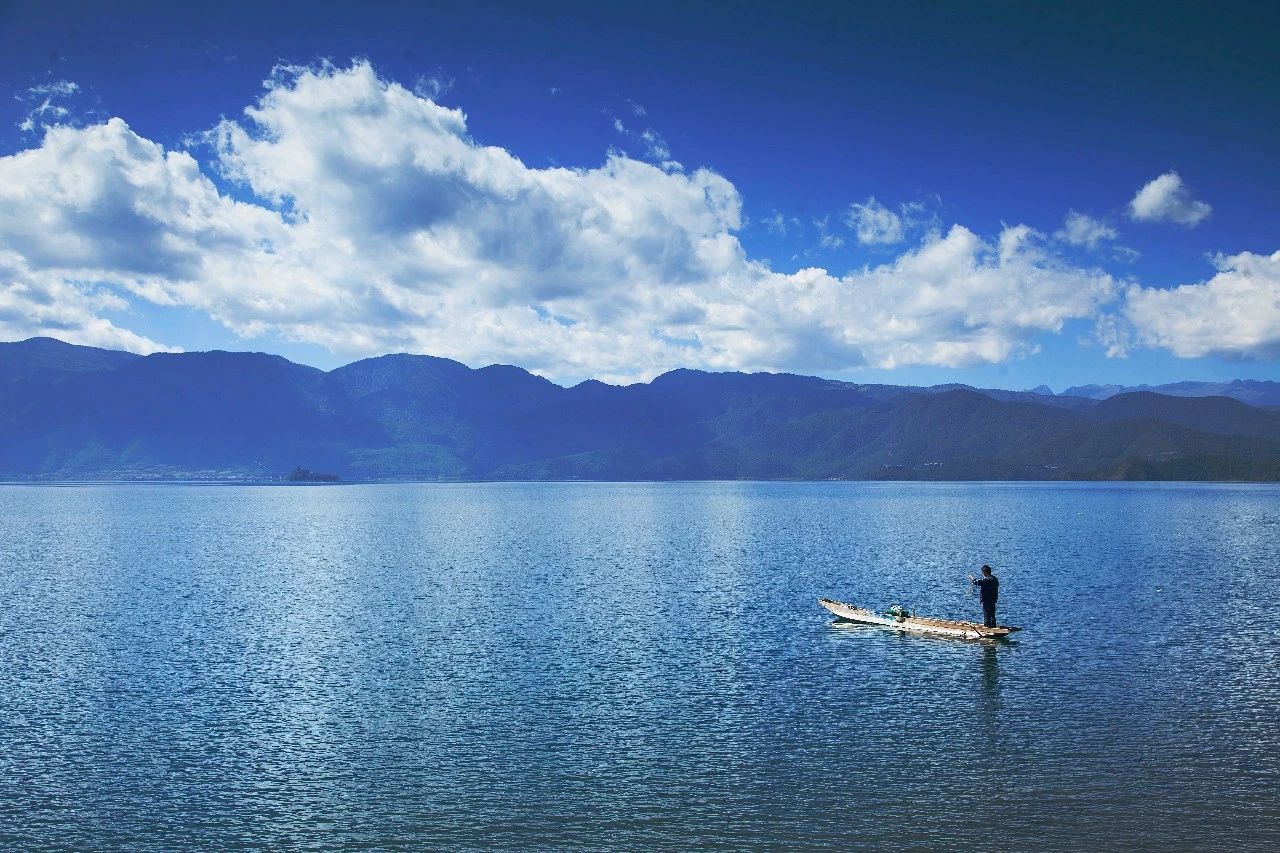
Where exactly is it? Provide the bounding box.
[0,336,140,395]
[1060,379,1280,407]
[2,336,1279,481]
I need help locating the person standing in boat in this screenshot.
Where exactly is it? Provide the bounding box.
[969,565,999,628]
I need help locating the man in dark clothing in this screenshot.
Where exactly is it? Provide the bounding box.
[969,565,999,628]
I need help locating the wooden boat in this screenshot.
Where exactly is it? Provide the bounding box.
[819,598,1020,640]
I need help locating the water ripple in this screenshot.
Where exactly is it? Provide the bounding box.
[0,482,1277,850]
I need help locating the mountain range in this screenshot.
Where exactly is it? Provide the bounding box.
[2,336,1280,481]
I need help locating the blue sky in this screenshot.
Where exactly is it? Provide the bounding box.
[0,0,1277,390]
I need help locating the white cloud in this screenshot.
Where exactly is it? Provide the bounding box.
[1,118,282,277]
[640,128,670,161]
[1092,313,1132,359]
[16,80,80,133]
[744,224,1116,370]
[1123,250,1280,360]
[0,251,175,353]
[0,61,1132,379]
[612,112,671,163]
[844,196,904,245]
[1128,171,1211,226]
[812,216,845,249]
[413,73,454,100]
[1055,210,1117,248]
[0,116,278,354]
[763,211,801,237]
[1111,245,1141,264]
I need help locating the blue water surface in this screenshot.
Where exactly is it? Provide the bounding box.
[1,482,1278,850]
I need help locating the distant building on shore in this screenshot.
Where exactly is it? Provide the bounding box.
[286,466,339,483]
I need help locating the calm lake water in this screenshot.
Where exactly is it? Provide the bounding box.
[1,482,1278,850]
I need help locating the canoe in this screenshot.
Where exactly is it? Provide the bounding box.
[818,598,1020,640]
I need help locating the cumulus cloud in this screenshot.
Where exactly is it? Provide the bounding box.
[1128,171,1211,226]
[844,196,904,245]
[0,116,278,354]
[0,60,1137,378]
[1054,210,1117,248]
[0,252,175,353]
[756,223,1117,369]
[1123,250,1280,360]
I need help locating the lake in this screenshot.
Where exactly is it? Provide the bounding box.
[1,482,1278,850]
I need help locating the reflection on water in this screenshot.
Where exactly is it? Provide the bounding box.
[979,642,1000,695]
[976,643,1002,749]
[0,481,1278,851]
